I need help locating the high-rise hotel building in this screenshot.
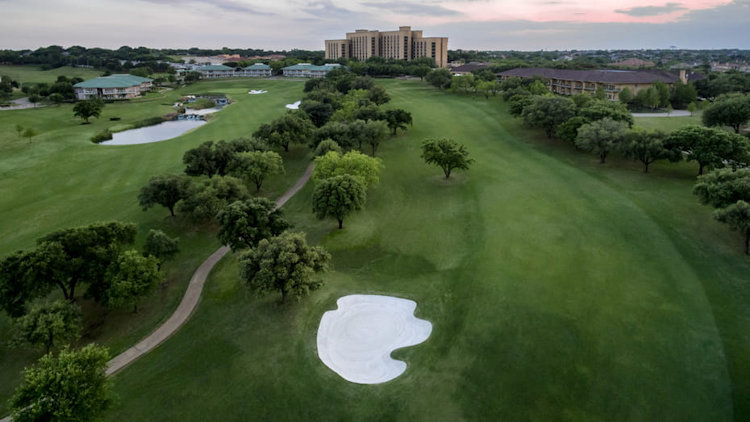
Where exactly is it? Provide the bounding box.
[325,26,448,68]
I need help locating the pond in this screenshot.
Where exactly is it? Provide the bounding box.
[100,120,207,145]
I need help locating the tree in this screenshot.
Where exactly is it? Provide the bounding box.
[420,138,474,179]
[425,68,453,89]
[653,81,671,108]
[37,222,138,303]
[14,300,82,354]
[239,231,330,303]
[216,198,290,251]
[11,344,113,422]
[253,111,315,152]
[714,200,750,254]
[593,86,607,100]
[0,250,50,317]
[693,168,750,209]
[671,81,697,109]
[104,250,161,312]
[228,150,284,192]
[619,128,669,173]
[178,176,250,222]
[577,100,634,127]
[413,65,430,81]
[668,126,749,175]
[521,96,576,138]
[702,95,750,134]
[183,138,266,178]
[313,175,366,229]
[138,173,190,217]
[73,99,103,123]
[367,85,390,105]
[143,229,179,270]
[555,116,590,143]
[16,124,24,139]
[361,120,389,156]
[688,101,697,116]
[313,150,384,188]
[575,118,628,163]
[22,128,37,143]
[384,109,413,135]
[300,100,334,127]
[451,74,477,95]
[618,87,633,105]
[313,139,342,157]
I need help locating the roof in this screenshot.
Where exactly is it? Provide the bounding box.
[451,62,491,73]
[74,74,152,88]
[195,65,235,71]
[497,68,704,84]
[244,63,271,70]
[283,63,341,71]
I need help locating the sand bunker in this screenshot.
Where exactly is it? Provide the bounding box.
[286,100,301,109]
[317,295,432,384]
[248,90,268,94]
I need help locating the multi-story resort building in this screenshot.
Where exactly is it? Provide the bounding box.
[325,26,448,68]
[191,64,272,78]
[243,63,272,77]
[498,68,703,101]
[73,74,152,100]
[281,63,342,78]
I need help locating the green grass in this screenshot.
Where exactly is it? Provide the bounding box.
[0,65,104,85]
[101,82,749,421]
[0,77,309,414]
[634,112,702,131]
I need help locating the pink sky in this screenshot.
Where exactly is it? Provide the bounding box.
[440,0,733,24]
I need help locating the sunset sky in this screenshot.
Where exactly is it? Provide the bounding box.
[2,0,749,50]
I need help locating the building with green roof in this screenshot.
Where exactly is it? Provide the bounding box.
[243,63,272,77]
[194,64,238,78]
[282,63,342,78]
[73,74,153,100]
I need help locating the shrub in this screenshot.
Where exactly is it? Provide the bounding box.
[91,129,113,143]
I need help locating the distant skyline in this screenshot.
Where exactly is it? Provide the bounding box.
[1,0,749,51]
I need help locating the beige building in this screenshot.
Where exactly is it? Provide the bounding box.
[498,68,703,101]
[325,26,448,68]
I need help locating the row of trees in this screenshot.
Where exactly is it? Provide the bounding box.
[0,222,179,354]
[617,80,697,111]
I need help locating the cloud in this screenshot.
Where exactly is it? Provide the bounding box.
[615,2,687,17]
[361,1,463,16]
[302,0,358,18]
[139,0,274,15]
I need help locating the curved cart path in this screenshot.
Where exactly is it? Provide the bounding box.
[107,162,314,375]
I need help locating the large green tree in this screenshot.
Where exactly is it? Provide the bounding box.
[577,100,634,127]
[313,150,383,188]
[228,150,284,192]
[104,250,161,312]
[0,250,49,317]
[425,68,453,89]
[420,137,474,179]
[702,94,750,134]
[361,120,389,156]
[384,109,413,135]
[714,200,750,254]
[619,128,669,173]
[575,118,629,164]
[239,231,330,303]
[668,126,749,175]
[217,198,290,251]
[73,99,104,123]
[143,229,179,270]
[183,138,266,178]
[521,96,576,138]
[693,168,750,209]
[13,300,82,354]
[253,111,315,152]
[11,344,113,422]
[138,173,191,217]
[178,176,250,223]
[313,175,366,229]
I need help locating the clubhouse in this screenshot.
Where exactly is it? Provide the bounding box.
[498,68,703,100]
[73,74,153,100]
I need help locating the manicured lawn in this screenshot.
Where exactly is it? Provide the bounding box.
[634,112,702,131]
[0,77,309,414]
[104,81,749,421]
[0,65,104,85]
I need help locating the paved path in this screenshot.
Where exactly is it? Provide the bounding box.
[107,162,314,375]
[0,163,315,422]
[632,110,691,117]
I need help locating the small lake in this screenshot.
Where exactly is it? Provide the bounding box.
[100,120,206,145]
[184,107,222,116]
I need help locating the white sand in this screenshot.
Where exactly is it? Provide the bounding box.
[316,295,432,384]
[285,100,301,109]
[248,90,268,94]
